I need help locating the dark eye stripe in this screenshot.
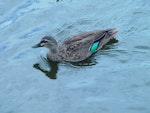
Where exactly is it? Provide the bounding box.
[41,40,48,43]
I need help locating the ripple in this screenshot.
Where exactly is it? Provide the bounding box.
[127,106,147,111]
[134,45,150,50]
[0,45,7,53]
[144,81,150,87]
[19,25,45,39]
[0,0,40,30]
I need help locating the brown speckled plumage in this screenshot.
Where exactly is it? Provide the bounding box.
[32,28,118,62]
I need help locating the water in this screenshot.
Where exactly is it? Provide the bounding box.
[0,0,150,113]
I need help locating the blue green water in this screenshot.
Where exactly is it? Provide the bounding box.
[0,0,150,113]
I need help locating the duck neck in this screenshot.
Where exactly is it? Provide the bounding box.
[47,45,61,61]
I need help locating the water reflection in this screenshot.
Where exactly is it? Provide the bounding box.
[33,56,97,79]
[102,38,118,50]
[70,55,97,66]
[33,38,118,79]
[33,58,59,79]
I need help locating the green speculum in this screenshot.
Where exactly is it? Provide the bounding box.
[90,41,100,53]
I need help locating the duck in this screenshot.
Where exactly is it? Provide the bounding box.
[32,28,118,62]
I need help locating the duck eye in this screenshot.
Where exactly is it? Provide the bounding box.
[41,40,48,43]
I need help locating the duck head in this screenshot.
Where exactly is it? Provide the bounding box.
[32,36,58,49]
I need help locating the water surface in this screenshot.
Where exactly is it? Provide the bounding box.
[0,0,150,113]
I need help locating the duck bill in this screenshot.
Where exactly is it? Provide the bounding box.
[32,43,42,48]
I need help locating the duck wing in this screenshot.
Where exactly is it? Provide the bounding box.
[58,28,117,62]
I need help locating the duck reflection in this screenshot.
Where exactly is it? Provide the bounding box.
[33,56,96,79]
[33,38,118,79]
[33,58,59,79]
